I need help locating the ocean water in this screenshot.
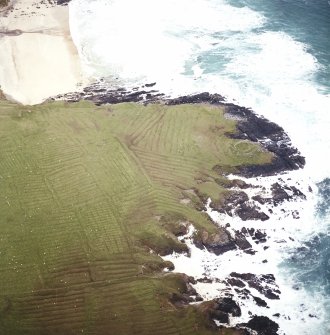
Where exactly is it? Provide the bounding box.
[68,0,330,334]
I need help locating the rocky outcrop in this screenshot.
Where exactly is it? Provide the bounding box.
[227,277,246,288]
[252,296,268,308]
[230,273,280,300]
[211,191,270,221]
[168,274,202,306]
[166,92,225,105]
[244,316,279,335]
[194,228,237,255]
[200,296,241,325]
[166,92,305,177]
[54,89,305,178]
[53,82,165,105]
[215,297,242,317]
[241,227,268,244]
[224,104,305,177]
[252,182,306,207]
[234,231,252,250]
[56,0,72,5]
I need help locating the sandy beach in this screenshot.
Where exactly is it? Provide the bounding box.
[0,0,85,105]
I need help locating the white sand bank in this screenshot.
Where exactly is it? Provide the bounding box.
[0,0,86,105]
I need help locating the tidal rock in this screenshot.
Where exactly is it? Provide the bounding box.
[212,191,269,221]
[228,179,252,189]
[235,204,269,221]
[211,310,230,323]
[168,274,199,306]
[271,183,291,205]
[230,273,280,300]
[252,296,268,308]
[224,104,305,177]
[56,0,71,5]
[235,231,252,250]
[215,297,242,317]
[166,92,225,105]
[227,278,246,288]
[194,228,237,255]
[253,183,306,207]
[242,228,267,244]
[53,82,165,105]
[245,316,279,335]
[145,82,156,87]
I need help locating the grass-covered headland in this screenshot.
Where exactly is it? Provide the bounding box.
[0,97,273,334]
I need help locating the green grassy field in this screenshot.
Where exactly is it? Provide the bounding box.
[0,98,272,334]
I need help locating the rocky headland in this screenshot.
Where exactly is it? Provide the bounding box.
[0,1,313,334]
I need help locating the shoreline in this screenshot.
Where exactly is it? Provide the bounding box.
[0,0,86,105]
[0,92,320,335]
[0,2,325,335]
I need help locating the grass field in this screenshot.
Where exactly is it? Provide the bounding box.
[0,98,272,334]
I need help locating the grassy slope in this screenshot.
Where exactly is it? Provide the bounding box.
[0,99,272,334]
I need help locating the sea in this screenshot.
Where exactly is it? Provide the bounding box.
[68,1,330,334]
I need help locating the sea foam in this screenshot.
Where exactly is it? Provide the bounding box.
[68,1,330,333]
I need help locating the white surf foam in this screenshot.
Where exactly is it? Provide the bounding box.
[68,0,264,83]
[69,0,330,180]
[68,1,330,333]
[163,171,327,335]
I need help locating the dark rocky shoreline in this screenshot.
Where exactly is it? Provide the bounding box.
[52,83,308,335]
[53,83,305,178]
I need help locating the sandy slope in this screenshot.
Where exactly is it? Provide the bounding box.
[0,0,85,105]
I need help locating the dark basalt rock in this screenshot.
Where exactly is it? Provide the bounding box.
[244,316,279,335]
[230,273,280,300]
[235,288,252,299]
[211,310,230,323]
[204,297,242,325]
[228,179,252,189]
[244,249,257,255]
[235,231,252,250]
[53,82,165,105]
[253,230,268,244]
[56,0,71,5]
[212,191,269,222]
[145,82,156,87]
[252,183,306,207]
[169,292,194,306]
[222,191,249,209]
[224,104,305,177]
[227,278,246,288]
[215,297,242,317]
[168,274,201,306]
[252,195,272,205]
[241,227,268,244]
[230,272,256,281]
[290,185,306,199]
[236,204,270,221]
[194,228,237,255]
[197,277,213,283]
[271,183,291,205]
[166,92,225,105]
[252,296,268,308]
